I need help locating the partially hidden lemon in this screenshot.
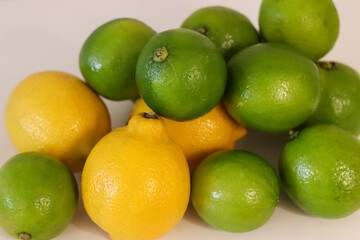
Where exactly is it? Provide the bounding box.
[81,113,190,240]
[130,98,247,172]
[4,71,111,173]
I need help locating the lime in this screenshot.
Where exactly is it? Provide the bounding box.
[0,152,78,240]
[79,18,156,100]
[259,0,339,60]
[191,150,280,232]
[136,28,227,121]
[306,62,360,137]
[224,43,320,132]
[280,124,360,218]
[181,6,259,61]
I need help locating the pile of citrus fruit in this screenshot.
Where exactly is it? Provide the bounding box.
[1,0,360,240]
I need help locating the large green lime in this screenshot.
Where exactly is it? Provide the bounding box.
[79,18,155,100]
[306,62,360,137]
[181,6,259,61]
[280,124,360,218]
[136,28,227,121]
[259,0,339,60]
[0,152,78,240]
[191,150,280,232]
[224,43,320,132]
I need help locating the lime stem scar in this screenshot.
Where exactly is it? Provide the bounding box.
[288,130,300,141]
[195,26,208,35]
[19,232,31,240]
[318,61,336,70]
[153,47,168,62]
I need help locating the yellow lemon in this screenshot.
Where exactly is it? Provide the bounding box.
[130,98,247,172]
[82,113,190,240]
[4,71,111,173]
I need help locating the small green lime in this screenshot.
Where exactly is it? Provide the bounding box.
[191,150,280,232]
[79,18,156,100]
[224,43,320,132]
[306,62,360,137]
[259,0,339,60]
[136,28,227,121]
[181,6,259,61]
[280,124,360,218]
[0,152,78,240]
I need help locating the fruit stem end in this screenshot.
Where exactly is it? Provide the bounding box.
[318,61,336,70]
[153,47,168,63]
[288,130,300,141]
[195,26,208,35]
[142,112,159,119]
[19,232,31,240]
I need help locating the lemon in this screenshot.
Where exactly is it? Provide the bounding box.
[130,98,247,173]
[4,71,111,172]
[81,113,190,240]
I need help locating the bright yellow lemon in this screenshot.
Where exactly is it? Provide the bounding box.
[130,99,247,172]
[4,71,111,172]
[82,113,190,240]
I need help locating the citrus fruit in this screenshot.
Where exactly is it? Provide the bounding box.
[79,18,156,100]
[181,6,259,61]
[279,124,360,218]
[224,43,320,132]
[0,152,78,240]
[259,0,339,60]
[130,98,247,173]
[81,113,190,240]
[136,28,227,121]
[306,62,360,137]
[191,150,280,232]
[4,71,111,172]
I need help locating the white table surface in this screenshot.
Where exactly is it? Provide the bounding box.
[1,0,360,239]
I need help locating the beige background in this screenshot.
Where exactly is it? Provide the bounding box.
[0,0,359,239]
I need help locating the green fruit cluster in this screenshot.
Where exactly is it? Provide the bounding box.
[2,0,360,239]
[77,0,360,235]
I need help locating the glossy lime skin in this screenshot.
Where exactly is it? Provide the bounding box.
[181,6,259,61]
[224,43,320,132]
[306,62,360,137]
[280,124,360,218]
[0,152,78,240]
[136,28,227,121]
[259,0,339,61]
[79,18,156,100]
[191,150,280,232]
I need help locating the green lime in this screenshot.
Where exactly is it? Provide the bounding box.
[259,0,339,60]
[0,152,78,240]
[306,62,360,137]
[191,150,280,232]
[136,28,227,121]
[280,124,360,218]
[79,18,156,100]
[181,6,259,61]
[224,43,320,132]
